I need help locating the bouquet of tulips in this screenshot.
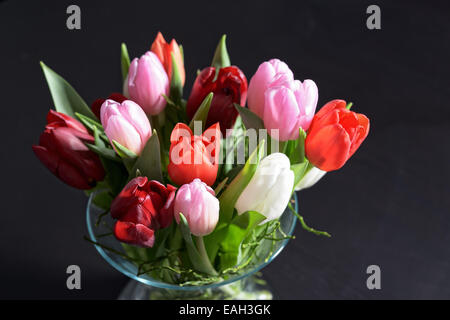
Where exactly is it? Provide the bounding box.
[33,33,369,285]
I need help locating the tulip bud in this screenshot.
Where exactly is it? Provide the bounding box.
[235,153,294,222]
[305,100,370,172]
[294,166,326,191]
[128,51,169,115]
[91,92,127,119]
[263,77,318,141]
[174,179,219,236]
[32,110,105,189]
[247,59,293,119]
[168,122,221,186]
[186,66,247,136]
[151,32,185,86]
[248,59,318,141]
[100,99,152,155]
[111,177,177,248]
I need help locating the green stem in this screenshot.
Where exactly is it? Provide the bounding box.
[288,203,331,238]
[195,236,218,276]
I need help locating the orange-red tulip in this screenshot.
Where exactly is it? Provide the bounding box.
[151,32,185,86]
[168,123,221,186]
[305,100,370,172]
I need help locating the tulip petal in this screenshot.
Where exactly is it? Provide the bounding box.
[110,177,148,219]
[348,113,370,158]
[118,100,152,146]
[248,59,293,119]
[263,86,300,141]
[46,109,88,133]
[104,115,143,155]
[57,158,92,189]
[306,124,351,172]
[114,221,155,248]
[32,145,58,174]
[128,52,169,115]
[235,153,294,222]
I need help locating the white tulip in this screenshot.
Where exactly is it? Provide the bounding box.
[235,153,294,223]
[294,166,326,191]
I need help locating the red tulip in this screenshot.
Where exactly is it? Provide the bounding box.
[32,110,105,189]
[305,100,370,172]
[167,123,221,186]
[91,93,127,119]
[186,66,247,136]
[110,177,176,248]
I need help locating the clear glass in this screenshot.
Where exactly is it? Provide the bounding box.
[86,193,298,299]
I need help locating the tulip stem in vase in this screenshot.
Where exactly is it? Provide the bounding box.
[288,203,331,237]
[195,236,218,276]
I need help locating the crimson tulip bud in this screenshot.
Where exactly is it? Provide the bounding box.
[91,92,127,119]
[151,32,185,86]
[305,100,370,172]
[168,122,221,186]
[32,110,105,189]
[110,177,177,248]
[174,179,219,236]
[186,66,247,136]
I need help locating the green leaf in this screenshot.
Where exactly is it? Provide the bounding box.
[214,177,228,196]
[218,211,266,270]
[177,213,217,275]
[75,112,104,132]
[40,62,96,120]
[169,53,183,104]
[218,139,266,225]
[188,92,213,131]
[179,45,184,61]
[234,104,265,132]
[205,139,266,261]
[86,143,121,162]
[285,127,307,165]
[218,116,247,179]
[112,140,137,159]
[102,157,128,196]
[91,126,128,195]
[121,43,130,82]
[211,34,231,70]
[130,130,163,182]
[92,190,114,211]
[112,140,137,172]
[291,161,311,192]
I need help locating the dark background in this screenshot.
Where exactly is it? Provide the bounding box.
[0,0,449,299]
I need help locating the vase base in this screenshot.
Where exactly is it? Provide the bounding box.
[118,275,273,300]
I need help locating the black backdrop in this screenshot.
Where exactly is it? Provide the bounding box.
[1,0,449,299]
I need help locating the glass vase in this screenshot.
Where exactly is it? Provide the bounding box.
[86,193,297,300]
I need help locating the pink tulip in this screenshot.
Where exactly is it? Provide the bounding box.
[100,99,152,155]
[263,77,318,141]
[128,51,169,115]
[247,59,293,118]
[174,179,219,236]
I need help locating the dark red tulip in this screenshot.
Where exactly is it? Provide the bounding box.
[110,177,176,248]
[91,93,127,119]
[32,110,105,189]
[186,66,247,136]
